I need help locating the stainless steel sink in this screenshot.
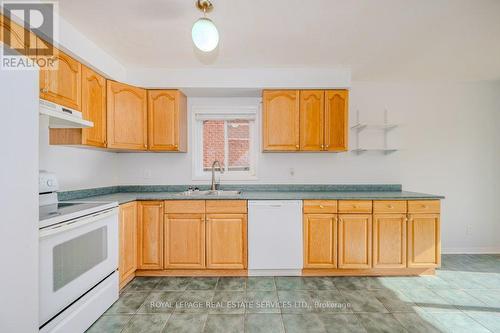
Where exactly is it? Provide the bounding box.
[175,190,241,197]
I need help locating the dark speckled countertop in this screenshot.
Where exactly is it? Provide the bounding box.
[58,184,444,205]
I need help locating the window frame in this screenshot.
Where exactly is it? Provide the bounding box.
[191,105,259,181]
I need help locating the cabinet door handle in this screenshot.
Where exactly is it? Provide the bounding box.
[295,145,300,149]
[325,144,329,148]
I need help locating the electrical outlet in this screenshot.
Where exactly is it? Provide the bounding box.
[466,224,473,236]
[143,169,152,179]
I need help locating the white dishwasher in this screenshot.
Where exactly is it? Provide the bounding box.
[248,200,303,276]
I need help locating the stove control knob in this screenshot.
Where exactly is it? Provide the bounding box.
[47,179,54,187]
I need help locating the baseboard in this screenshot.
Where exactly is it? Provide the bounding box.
[442,247,500,254]
[248,269,302,276]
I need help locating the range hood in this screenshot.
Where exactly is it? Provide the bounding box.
[39,99,93,128]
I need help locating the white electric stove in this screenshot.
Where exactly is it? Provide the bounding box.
[38,171,119,333]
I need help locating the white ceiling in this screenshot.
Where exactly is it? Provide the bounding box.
[58,0,500,81]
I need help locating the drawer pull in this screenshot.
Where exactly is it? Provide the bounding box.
[421,204,426,208]
[319,205,324,209]
[352,205,357,209]
[388,205,394,209]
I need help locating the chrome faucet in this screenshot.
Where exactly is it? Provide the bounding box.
[211,160,224,191]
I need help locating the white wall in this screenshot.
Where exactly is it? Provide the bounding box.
[39,116,119,191]
[0,68,39,333]
[112,81,500,253]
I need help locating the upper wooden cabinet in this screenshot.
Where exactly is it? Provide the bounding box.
[303,213,337,268]
[81,66,107,147]
[408,213,441,268]
[300,90,325,151]
[324,90,349,151]
[206,213,247,269]
[263,89,348,152]
[119,202,137,289]
[0,15,37,56]
[38,38,81,111]
[147,90,187,152]
[262,90,300,151]
[107,81,148,150]
[49,66,107,147]
[137,201,164,270]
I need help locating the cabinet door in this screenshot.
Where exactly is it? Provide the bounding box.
[338,214,372,269]
[148,90,187,151]
[303,214,337,268]
[119,202,137,288]
[164,214,206,268]
[206,214,247,269]
[0,15,37,56]
[408,214,441,268]
[324,90,348,151]
[300,90,324,151]
[262,90,300,151]
[39,39,81,111]
[81,65,107,147]
[373,214,407,268]
[107,81,147,150]
[137,201,164,270]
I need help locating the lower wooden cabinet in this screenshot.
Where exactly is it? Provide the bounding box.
[164,213,206,269]
[338,214,372,269]
[137,201,163,270]
[408,214,441,268]
[373,214,407,268]
[119,202,137,288]
[303,213,337,268]
[206,214,247,269]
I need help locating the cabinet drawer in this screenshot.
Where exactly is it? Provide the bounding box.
[206,200,247,214]
[164,200,205,213]
[303,200,337,213]
[408,200,440,214]
[373,201,407,213]
[338,200,372,213]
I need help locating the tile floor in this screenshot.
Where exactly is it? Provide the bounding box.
[87,254,500,332]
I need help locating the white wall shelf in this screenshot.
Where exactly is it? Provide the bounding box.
[351,109,400,154]
[351,148,399,155]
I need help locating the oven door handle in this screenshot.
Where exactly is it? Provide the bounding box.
[39,208,117,238]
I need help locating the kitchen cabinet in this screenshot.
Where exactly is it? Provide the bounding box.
[119,202,137,288]
[300,90,325,151]
[407,214,441,268]
[206,214,247,269]
[0,14,37,56]
[39,38,82,111]
[107,81,147,150]
[373,214,407,268]
[303,213,337,268]
[263,89,348,152]
[338,214,372,269]
[137,201,163,270]
[163,200,247,270]
[164,213,206,269]
[148,90,187,151]
[324,90,349,151]
[262,90,300,151]
[49,65,107,147]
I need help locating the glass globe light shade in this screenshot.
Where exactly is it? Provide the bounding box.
[192,17,219,52]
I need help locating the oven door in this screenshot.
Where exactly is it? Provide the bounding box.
[39,208,118,326]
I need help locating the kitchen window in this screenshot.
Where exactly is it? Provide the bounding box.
[192,106,258,180]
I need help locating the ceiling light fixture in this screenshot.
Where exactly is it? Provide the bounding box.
[192,0,219,52]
